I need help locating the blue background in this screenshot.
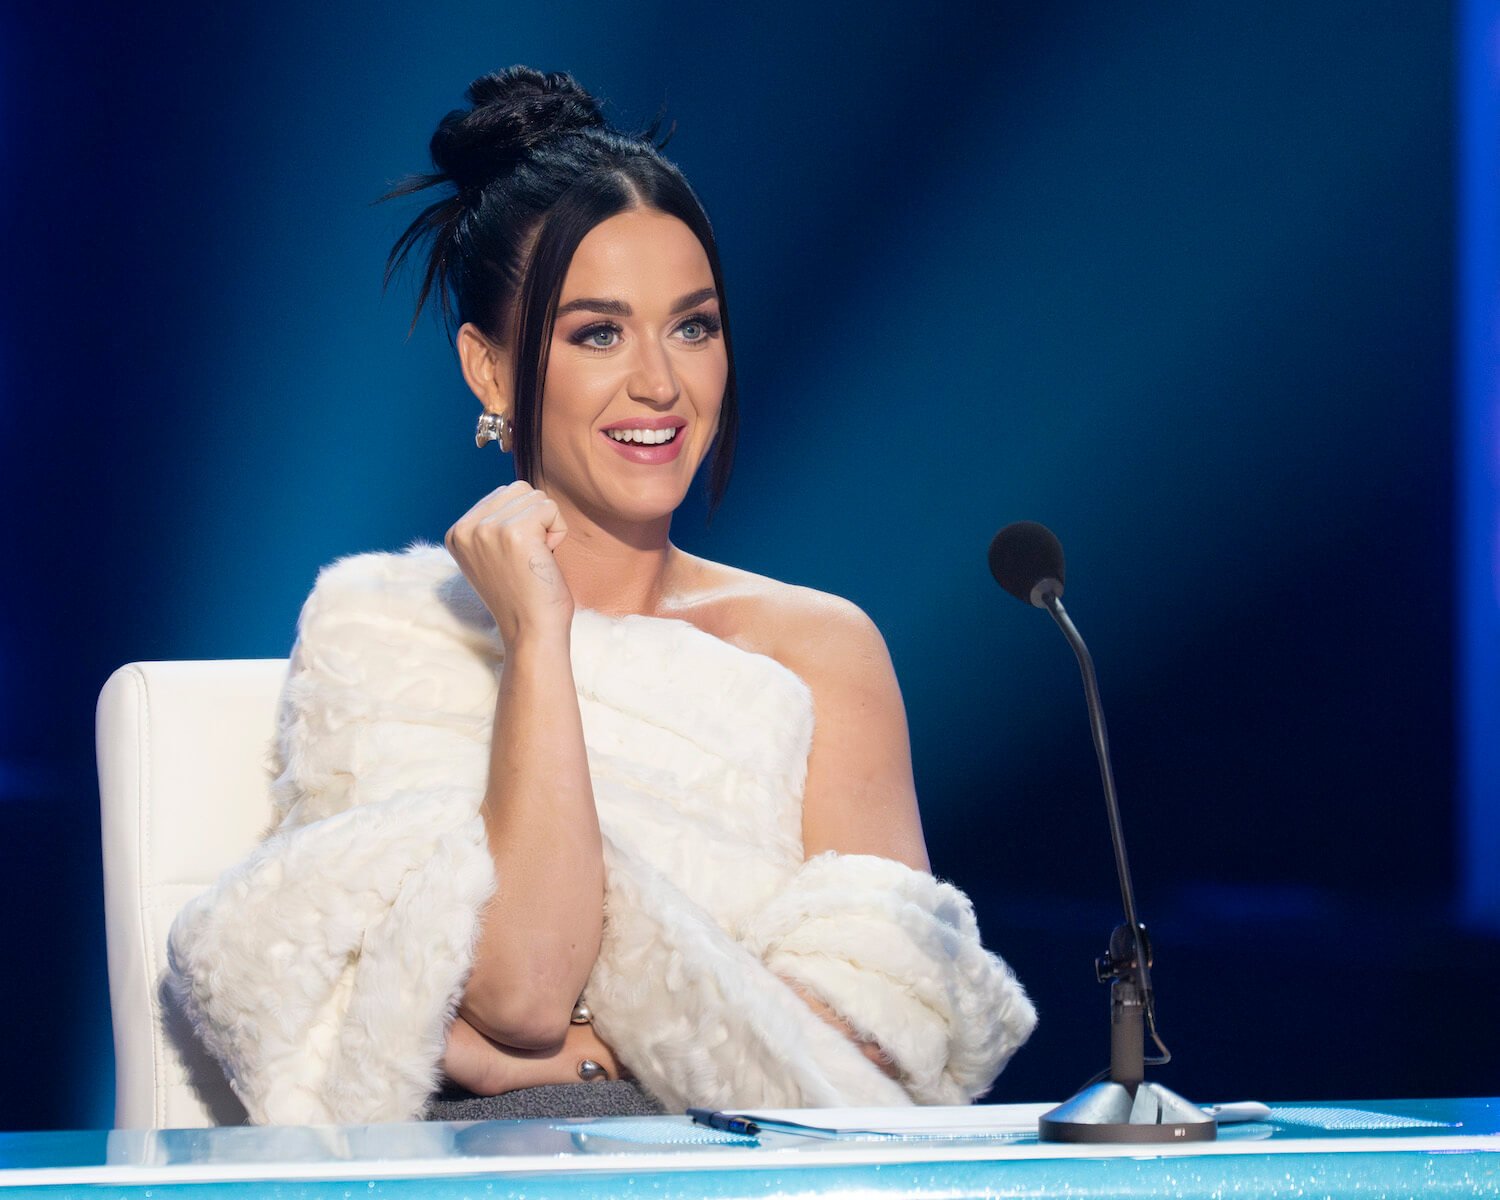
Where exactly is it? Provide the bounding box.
[2,1,1495,1129]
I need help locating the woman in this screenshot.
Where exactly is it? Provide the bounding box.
[167,66,1036,1126]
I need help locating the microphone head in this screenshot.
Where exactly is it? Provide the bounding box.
[989,521,1066,607]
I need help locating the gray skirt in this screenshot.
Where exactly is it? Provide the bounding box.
[423,1080,667,1121]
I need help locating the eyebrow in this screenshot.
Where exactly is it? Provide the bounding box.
[554,286,719,319]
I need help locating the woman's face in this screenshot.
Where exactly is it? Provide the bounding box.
[536,207,727,526]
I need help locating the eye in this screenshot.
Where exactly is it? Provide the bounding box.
[678,311,723,344]
[569,321,621,352]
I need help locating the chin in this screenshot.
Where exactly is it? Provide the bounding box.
[600,465,701,521]
[570,476,682,526]
[612,491,690,524]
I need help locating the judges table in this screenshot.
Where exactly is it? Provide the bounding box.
[0,1098,1495,1198]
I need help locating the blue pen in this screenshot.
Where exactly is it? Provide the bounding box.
[687,1107,761,1136]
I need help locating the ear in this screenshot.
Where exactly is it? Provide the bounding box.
[457,322,513,416]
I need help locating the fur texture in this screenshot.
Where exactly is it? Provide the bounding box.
[166,541,1037,1124]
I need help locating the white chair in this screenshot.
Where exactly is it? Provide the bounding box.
[96,659,290,1129]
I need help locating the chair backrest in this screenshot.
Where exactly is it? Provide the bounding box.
[96,659,289,1129]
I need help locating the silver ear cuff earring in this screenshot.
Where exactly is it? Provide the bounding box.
[475,411,514,453]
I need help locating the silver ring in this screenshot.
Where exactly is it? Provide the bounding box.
[577,1058,608,1082]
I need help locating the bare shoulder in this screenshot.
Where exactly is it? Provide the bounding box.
[670,554,927,868]
[667,553,889,678]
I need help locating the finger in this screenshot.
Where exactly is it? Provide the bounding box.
[496,491,560,528]
[473,488,548,530]
[542,503,568,550]
[473,497,562,554]
[502,489,567,550]
[473,480,535,517]
[450,481,533,538]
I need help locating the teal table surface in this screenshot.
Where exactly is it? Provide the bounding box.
[0,1098,1495,1198]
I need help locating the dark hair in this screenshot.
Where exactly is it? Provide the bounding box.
[379,66,738,513]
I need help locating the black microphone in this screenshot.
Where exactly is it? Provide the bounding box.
[989,520,1213,1143]
[988,520,1066,608]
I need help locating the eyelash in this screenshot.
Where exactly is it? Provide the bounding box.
[567,311,723,353]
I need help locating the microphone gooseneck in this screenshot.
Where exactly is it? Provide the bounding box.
[990,520,1213,1144]
[1038,590,1150,1008]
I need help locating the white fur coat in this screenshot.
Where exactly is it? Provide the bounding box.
[166,541,1037,1126]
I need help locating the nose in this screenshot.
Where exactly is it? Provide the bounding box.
[626,338,680,406]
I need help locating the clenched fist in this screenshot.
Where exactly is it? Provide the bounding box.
[445,481,573,646]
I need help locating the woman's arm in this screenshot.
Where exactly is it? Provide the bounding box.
[747,589,1036,1103]
[777,592,929,871]
[460,633,604,1049]
[447,482,604,1050]
[769,593,931,1069]
[442,1012,625,1095]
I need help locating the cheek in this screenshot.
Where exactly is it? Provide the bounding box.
[688,350,729,415]
[540,357,617,440]
[698,391,725,434]
[541,353,589,406]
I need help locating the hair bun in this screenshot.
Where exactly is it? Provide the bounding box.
[430,66,607,193]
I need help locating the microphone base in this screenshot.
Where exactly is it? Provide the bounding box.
[1038,1081,1218,1144]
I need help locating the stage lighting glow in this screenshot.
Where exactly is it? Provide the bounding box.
[1458,0,1500,931]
